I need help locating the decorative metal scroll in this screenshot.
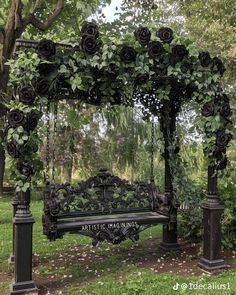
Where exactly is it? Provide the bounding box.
[80,222,151,246]
[42,169,176,242]
[44,168,160,216]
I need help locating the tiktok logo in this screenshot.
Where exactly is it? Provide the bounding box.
[173,283,179,290]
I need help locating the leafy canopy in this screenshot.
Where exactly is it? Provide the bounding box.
[5,22,233,191]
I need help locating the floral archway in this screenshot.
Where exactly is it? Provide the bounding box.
[6,23,232,190]
[4,22,233,293]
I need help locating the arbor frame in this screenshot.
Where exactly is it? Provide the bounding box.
[5,23,232,292]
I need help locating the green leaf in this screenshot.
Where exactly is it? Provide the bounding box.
[13,133,19,141]
[17,126,24,133]
[8,128,14,135]
[22,135,29,141]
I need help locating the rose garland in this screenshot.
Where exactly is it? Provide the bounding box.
[4,22,233,191]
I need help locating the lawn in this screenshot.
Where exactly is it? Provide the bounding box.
[0,197,235,295]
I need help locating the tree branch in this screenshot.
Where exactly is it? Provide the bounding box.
[24,0,65,31]
[31,0,44,15]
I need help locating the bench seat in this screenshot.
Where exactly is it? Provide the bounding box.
[57,212,169,233]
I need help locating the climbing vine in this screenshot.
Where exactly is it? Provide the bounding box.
[4,22,233,191]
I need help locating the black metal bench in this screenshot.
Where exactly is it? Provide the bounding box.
[42,168,176,245]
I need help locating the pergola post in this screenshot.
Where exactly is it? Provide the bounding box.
[8,194,19,264]
[198,166,228,271]
[10,190,38,295]
[159,109,180,252]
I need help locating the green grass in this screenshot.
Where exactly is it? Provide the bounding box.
[0,198,90,263]
[0,198,236,295]
[68,271,236,295]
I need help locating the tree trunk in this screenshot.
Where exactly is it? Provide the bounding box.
[0,1,23,195]
[0,42,9,195]
[67,160,73,183]
[62,162,73,183]
[0,144,5,195]
[0,0,65,194]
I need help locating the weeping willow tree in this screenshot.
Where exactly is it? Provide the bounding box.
[45,102,205,187]
[41,102,164,184]
[100,105,163,182]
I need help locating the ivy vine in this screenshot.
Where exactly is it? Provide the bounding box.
[4,22,233,191]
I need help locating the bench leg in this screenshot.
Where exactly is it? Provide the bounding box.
[159,209,181,252]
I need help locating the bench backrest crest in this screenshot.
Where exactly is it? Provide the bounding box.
[43,169,160,216]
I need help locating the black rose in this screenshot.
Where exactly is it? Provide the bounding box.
[18,85,36,105]
[216,129,232,148]
[7,141,20,158]
[38,63,57,77]
[136,74,149,84]
[170,45,188,65]
[220,102,231,119]
[134,26,151,46]
[8,109,25,128]
[120,46,137,63]
[24,111,39,132]
[16,161,34,178]
[212,57,226,76]
[148,41,164,58]
[202,100,215,117]
[81,35,98,55]
[34,78,50,96]
[157,27,173,43]
[199,51,211,67]
[81,22,99,38]
[38,40,56,58]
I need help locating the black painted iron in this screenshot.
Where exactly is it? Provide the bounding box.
[198,166,228,271]
[10,190,38,295]
[42,168,174,245]
[159,103,181,252]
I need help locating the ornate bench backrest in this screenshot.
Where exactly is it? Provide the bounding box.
[43,169,160,217]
